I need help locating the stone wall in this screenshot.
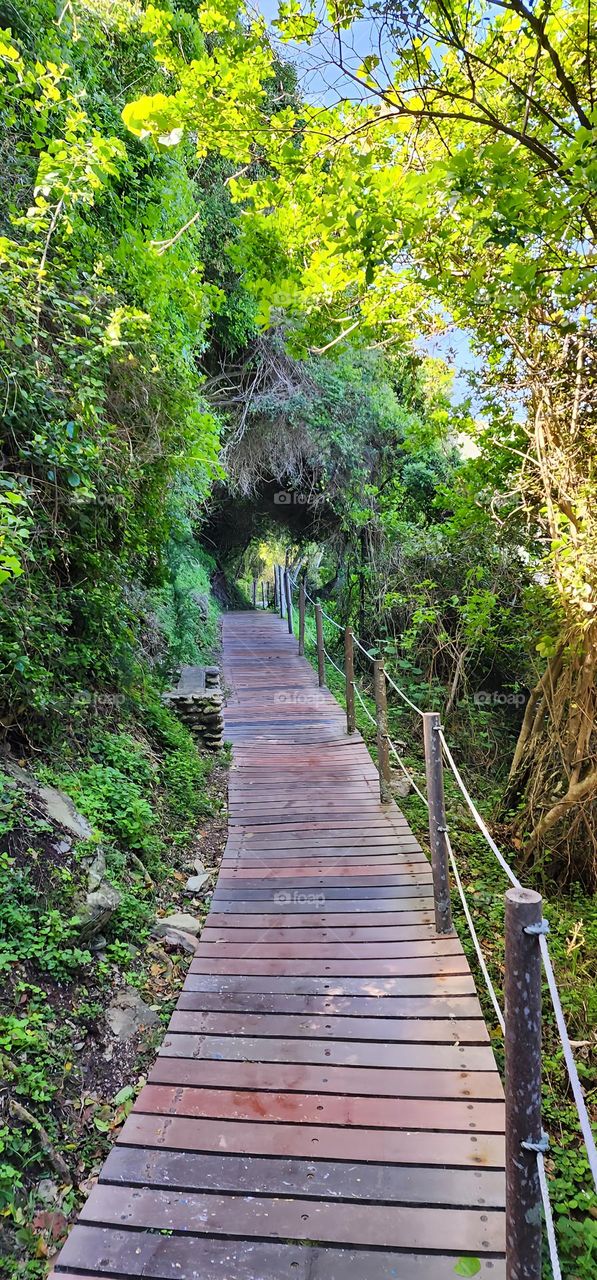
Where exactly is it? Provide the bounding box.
[162,665,224,751]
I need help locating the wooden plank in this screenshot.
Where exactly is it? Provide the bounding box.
[167,1010,489,1042]
[182,972,478,995]
[78,1183,504,1253]
[52,1228,505,1279]
[118,1112,505,1167]
[101,1145,506,1205]
[188,956,471,976]
[159,1033,498,1070]
[175,991,484,1017]
[134,1083,504,1131]
[51,610,505,1280]
[147,1056,504,1099]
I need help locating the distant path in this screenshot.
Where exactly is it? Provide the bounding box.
[52,610,505,1279]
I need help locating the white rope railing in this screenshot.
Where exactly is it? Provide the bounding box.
[269,573,593,1268]
[322,645,345,679]
[387,736,428,806]
[352,680,378,728]
[384,669,426,718]
[439,730,522,890]
[445,835,506,1033]
[538,932,597,1188]
[536,1148,563,1280]
[304,587,344,631]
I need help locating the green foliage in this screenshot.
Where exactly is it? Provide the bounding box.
[0,684,221,1234]
[59,764,161,862]
[0,850,92,980]
[0,0,238,739]
[152,534,220,670]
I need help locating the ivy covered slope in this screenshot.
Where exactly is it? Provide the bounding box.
[0,3,234,1272]
[0,0,258,735]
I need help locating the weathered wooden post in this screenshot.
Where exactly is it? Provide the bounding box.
[261,581,265,609]
[284,570,293,635]
[345,627,356,734]
[373,660,392,804]
[422,712,453,934]
[315,604,325,687]
[252,578,257,609]
[273,566,279,611]
[298,578,306,656]
[279,565,286,619]
[505,886,544,1280]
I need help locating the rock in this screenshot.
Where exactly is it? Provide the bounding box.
[190,591,210,621]
[185,872,210,893]
[193,858,207,875]
[391,772,412,798]
[76,881,121,939]
[86,847,107,892]
[154,912,201,936]
[36,1179,59,1207]
[56,839,72,854]
[0,756,92,839]
[106,988,159,1041]
[154,927,198,954]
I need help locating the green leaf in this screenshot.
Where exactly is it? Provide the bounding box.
[454,1260,481,1277]
[112,1085,134,1105]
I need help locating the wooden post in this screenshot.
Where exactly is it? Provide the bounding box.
[505,886,543,1280]
[315,604,325,687]
[298,578,306,656]
[284,570,293,635]
[279,565,286,619]
[252,578,257,609]
[373,660,392,804]
[273,566,279,610]
[422,712,453,934]
[345,627,356,734]
[261,581,265,609]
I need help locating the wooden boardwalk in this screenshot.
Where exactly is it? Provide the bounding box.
[53,611,506,1279]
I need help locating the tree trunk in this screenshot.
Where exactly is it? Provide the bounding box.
[503,623,597,888]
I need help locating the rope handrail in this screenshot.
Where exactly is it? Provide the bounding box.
[445,834,506,1033]
[322,644,345,679]
[538,932,597,1187]
[384,669,425,718]
[537,1149,563,1280]
[438,730,522,890]
[303,587,344,632]
[273,568,597,1204]
[352,633,376,662]
[437,729,597,1188]
[352,680,378,729]
[386,736,428,806]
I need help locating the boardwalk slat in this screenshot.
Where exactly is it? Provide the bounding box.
[52,611,505,1278]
